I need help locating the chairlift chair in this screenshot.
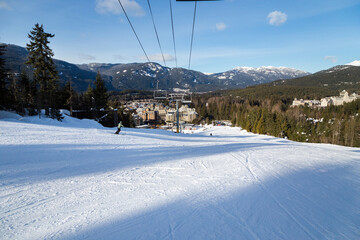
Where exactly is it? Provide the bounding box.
[153,89,168,100]
[169,92,192,104]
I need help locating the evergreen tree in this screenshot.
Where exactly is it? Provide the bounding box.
[84,85,95,119]
[85,84,94,107]
[19,70,37,115]
[255,110,265,134]
[64,81,76,115]
[0,44,9,109]
[9,75,21,113]
[26,23,60,119]
[93,72,108,110]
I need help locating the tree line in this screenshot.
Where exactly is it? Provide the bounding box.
[193,95,360,147]
[0,23,134,127]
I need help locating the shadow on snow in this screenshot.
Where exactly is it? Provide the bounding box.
[60,165,360,240]
[0,140,285,185]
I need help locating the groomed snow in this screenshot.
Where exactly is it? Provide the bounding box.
[0,111,359,239]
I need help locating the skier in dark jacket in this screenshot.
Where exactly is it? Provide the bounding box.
[115,121,124,134]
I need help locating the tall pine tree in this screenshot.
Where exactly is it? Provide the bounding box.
[64,81,75,116]
[93,72,108,110]
[26,23,61,119]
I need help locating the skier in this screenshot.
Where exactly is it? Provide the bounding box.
[115,121,124,134]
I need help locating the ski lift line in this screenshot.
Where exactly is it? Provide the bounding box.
[169,0,178,68]
[147,0,167,67]
[117,0,150,63]
[188,1,197,70]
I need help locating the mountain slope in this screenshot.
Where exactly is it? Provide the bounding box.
[1,112,359,239]
[225,65,360,100]
[2,43,310,92]
[2,44,106,91]
[79,63,310,91]
[211,66,309,87]
[276,65,360,91]
[78,62,223,92]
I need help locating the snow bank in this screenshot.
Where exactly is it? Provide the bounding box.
[0,110,22,121]
[0,110,104,129]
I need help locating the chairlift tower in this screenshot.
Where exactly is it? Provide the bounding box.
[168,91,192,133]
[153,85,192,133]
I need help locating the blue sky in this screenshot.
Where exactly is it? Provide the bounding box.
[0,0,359,73]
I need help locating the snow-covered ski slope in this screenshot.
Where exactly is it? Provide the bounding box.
[1,111,359,240]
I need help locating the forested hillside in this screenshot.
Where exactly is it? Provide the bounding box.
[221,65,360,101]
[193,95,360,147]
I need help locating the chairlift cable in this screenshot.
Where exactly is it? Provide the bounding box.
[147,0,167,67]
[117,0,150,63]
[188,1,197,70]
[169,0,178,68]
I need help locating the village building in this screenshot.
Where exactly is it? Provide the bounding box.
[292,90,359,108]
[291,99,321,108]
[320,97,333,107]
[126,100,198,127]
[164,105,197,123]
[165,109,176,123]
[178,105,198,123]
[320,90,359,107]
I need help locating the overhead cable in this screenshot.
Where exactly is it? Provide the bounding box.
[147,0,167,67]
[188,1,197,69]
[169,0,178,68]
[117,0,150,62]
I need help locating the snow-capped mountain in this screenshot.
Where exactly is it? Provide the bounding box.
[78,63,310,91]
[210,66,310,87]
[3,43,310,92]
[77,62,219,92]
[321,65,353,74]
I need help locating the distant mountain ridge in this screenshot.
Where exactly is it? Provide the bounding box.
[211,66,309,87]
[2,43,310,92]
[273,64,360,91]
[76,62,310,92]
[224,64,360,101]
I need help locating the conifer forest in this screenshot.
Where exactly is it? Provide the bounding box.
[193,95,360,147]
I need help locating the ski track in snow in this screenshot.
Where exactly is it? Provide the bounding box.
[230,151,318,240]
[0,113,360,239]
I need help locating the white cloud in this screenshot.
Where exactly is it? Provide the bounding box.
[0,1,11,10]
[96,0,144,16]
[324,56,337,63]
[216,22,227,31]
[346,60,360,66]
[141,53,176,62]
[79,53,96,61]
[267,11,287,26]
